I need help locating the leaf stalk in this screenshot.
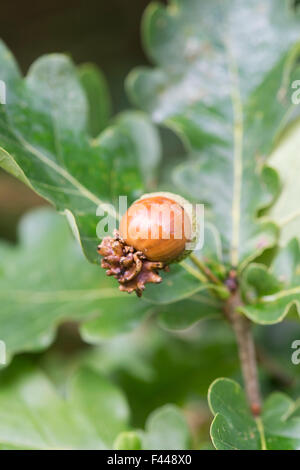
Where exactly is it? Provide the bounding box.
[224,289,262,416]
[189,254,223,286]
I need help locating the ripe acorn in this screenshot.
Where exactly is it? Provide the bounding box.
[98,192,194,296]
[119,192,192,263]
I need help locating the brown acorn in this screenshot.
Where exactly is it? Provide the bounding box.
[119,193,192,263]
[98,192,193,296]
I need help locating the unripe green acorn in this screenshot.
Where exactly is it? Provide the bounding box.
[119,192,193,263]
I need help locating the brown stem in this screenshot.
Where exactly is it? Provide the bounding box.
[224,290,262,416]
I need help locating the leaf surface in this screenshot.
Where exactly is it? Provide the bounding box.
[241,239,300,324]
[0,361,129,449]
[0,41,146,263]
[269,121,300,244]
[0,209,150,361]
[142,405,191,450]
[0,41,207,305]
[209,378,300,450]
[78,63,112,137]
[127,0,300,269]
[0,360,191,450]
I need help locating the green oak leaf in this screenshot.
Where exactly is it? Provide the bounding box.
[0,40,209,305]
[209,378,300,450]
[269,120,300,244]
[141,223,230,304]
[43,319,239,424]
[114,405,191,450]
[157,294,222,330]
[80,261,220,338]
[127,0,300,270]
[0,360,191,450]
[0,208,223,359]
[115,111,162,191]
[141,405,191,450]
[0,208,151,362]
[142,262,222,304]
[240,238,300,324]
[0,40,148,263]
[78,63,112,137]
[0,361,129,450]
[240,263,282,301]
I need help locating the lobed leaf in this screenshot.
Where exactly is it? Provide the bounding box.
[269,120,300,245]
[157,294,222,330]
[0,209,151,362]
[0,41,147,263]
[0,209,223,359]
[240,239,300,324]
[78,63,112,137]
[0,41,209,306]
[141,405,191,450]
[209,378,300,450]
[0,361,129,449]
[127,0,300,270]
[0,360,191,450]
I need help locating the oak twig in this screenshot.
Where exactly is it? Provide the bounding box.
[224,289,262,416]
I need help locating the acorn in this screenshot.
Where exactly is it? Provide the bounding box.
[98,192,194,296]
[119,192,192,263]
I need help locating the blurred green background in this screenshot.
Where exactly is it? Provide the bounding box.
[1,0,300,449]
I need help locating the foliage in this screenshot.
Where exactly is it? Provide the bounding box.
[209,378,300,450]
[0,359,190,450]
[0,0,300,450]
[0,209,222,363]
[127,0,300,270]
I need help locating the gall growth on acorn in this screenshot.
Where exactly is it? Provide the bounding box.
[97,192,193,297]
